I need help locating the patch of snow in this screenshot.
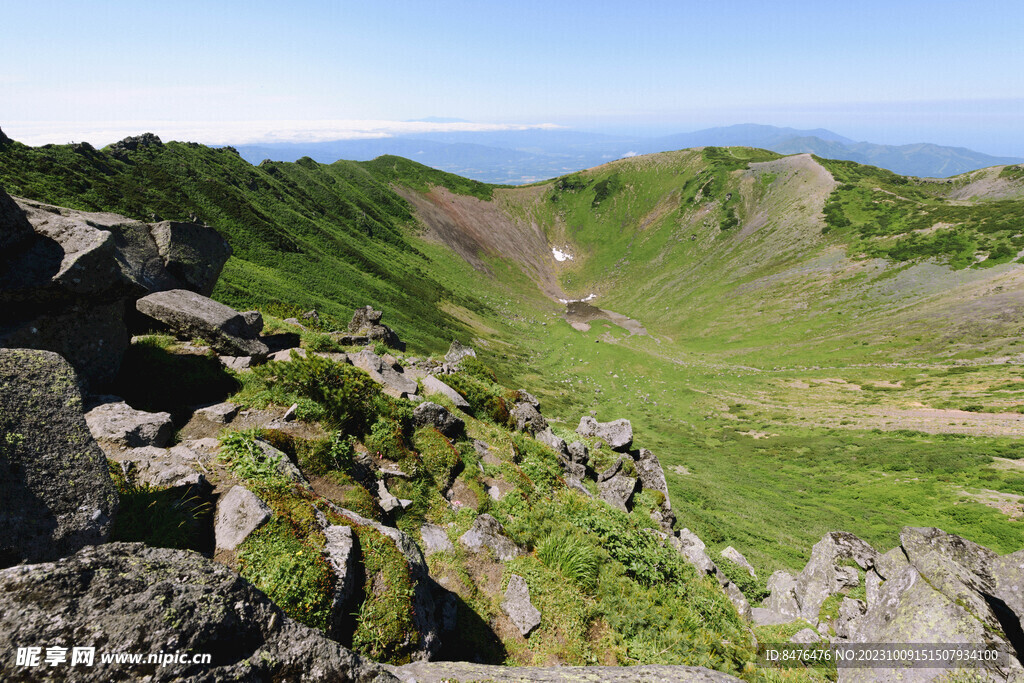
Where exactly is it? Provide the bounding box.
[558,293,597,304]
[552,247,573,262]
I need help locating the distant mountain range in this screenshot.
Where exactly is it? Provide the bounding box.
[232,123,1022,183]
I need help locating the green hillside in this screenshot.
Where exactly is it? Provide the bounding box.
[3,133,1023,582]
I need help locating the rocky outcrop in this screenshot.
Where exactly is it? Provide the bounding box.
[0,349,118,567]
[0,542,395,682]
[347,305,403,349]
[502,574,542,637]
[214,485,272,552]
[459,514,522,561]
[136,289,270,358]
[0,191,230,387]
[116,445,205,489]
[794,531,877,622]
[720,547,756,578]
[444,339,476,365]
[598,470,639,512]
[576,415,633,452]
[412,401,464,438]
[387,662,741,682]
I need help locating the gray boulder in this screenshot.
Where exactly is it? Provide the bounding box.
[536,427,569,458]
[0,349,118,567]
[514,389,541,410]
[671,528,718,577]
[833,597,866,638]
[148,220,233,296]
[459,513,522,561]
[763,570,801,620]
[512,402,548,434]
[844,564,1021,683]
[576,415,633,451]
[116,446,204,489]
[193,401,240,424]
[136,289,269,358]
[333,507,443,661]
[421,375,470,410]
[789,628,821,644]
[412,401,464,439]
[0,542,395,682]
[598,471,639,512]
[84,398,173,449]
[444,339,476,365]
[567,440,589,463]
[214,485,272,552]
[420,523,455,556]
[502,574,542,636]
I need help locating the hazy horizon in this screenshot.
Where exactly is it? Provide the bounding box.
[3,1,1022,156]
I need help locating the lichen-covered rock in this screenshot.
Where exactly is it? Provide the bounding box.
[794,531,877,622]
[502,574,542,636]
[833,597,866,638]
[84,398,173,449]
[789,628,821,644]
[459,513,522,561]
[763,570,800,619]
[844,564,1022,683]
[214,485,272,552]
[512,402,548,434]
[193,401,239,424]
[386,662,741,682]
[323,525,360,642]
[0,349,118,567]
[136,289,269,358]
[421,375,470,410]
[536,427,569,458]
[566,440,589,463]
[0,543,396,682]
[671,529,718,577]
[576,415,633,451]
[334,507,444,661]
[412,401,464,438]
[117,446,204,488]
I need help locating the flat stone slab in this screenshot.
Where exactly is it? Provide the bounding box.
[136,289,269,358]
[502,574,541,636]
[386,662,741,682]
[422,375,470,410]
[85,399,173,449]
[214,485,272,551]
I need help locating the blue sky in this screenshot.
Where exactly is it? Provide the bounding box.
[2,1,1022,154]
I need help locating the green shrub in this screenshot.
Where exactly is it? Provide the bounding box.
[717,556,768,603]
[365,417,410,462]
[218,429,289,486]
[412,426,461,485]
[443,371,512,426]
[253,354,382,432]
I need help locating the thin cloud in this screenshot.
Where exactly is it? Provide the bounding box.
[2,119,564,148]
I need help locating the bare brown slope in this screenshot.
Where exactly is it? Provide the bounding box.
[395,185,566,299]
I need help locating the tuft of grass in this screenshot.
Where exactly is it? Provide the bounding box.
[537,532,600,592]
[109,462,210,550]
